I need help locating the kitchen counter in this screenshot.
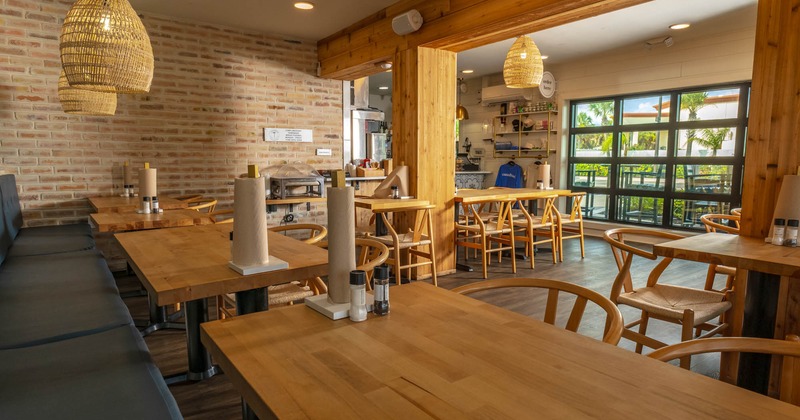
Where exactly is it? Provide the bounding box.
[456,171,492,189]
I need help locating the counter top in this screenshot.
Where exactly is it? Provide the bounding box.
[456,171,491,175]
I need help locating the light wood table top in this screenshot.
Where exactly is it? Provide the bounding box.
[653,232,800,277]
[115,224,328,306]
[89,209,213,232]
[354,197,430,211]
[89,195,187,213]
[200,282,800,419]
[455,187,570,204]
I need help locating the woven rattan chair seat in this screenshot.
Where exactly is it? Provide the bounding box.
[372,233,431,249]
[618,284,732,325]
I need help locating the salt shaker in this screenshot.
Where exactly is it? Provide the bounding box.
[142,196,151,214]
[349,270,367,322]
[373,265,390,316]
[772,218,786,246]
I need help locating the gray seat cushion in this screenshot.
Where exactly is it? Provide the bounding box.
[0,250,132,349]
[0,173,23,240]
[8,224,95,257]
[0,324,182,419]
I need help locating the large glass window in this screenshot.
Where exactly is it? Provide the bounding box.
[568,83,749,229]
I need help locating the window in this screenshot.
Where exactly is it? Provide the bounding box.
[567,83,749,229]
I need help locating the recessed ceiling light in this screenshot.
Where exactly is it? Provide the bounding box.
[294,2,314,10]
[669,23,690,30]
[461,69,474,74]
[541,55,549,60]
[378,86,389,90]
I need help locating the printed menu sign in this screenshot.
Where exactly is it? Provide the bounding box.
[263,128,313,143]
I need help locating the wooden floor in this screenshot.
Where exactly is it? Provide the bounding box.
[117,236,725,419]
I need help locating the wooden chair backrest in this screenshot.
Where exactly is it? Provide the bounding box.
[558,192,585,222]
[209,209,234,224]
[187,198,217,213]
[172,194,204,202]
[316,238,389,283]
[452,277,624,345]
[701,213,741,234]
[649,335,800,406]
[269,223,327,244]
[514,194,558,225]
[378,204,435,244]
[602,228,686,301]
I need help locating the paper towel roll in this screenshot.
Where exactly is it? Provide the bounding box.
[231,176,270,267]
[139,168,157,198]
[123,162,133,185]
[327,186,356,304]
[372,166,410,198]
[538,164,551,189]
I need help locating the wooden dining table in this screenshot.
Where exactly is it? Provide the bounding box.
[653,232,800,392]
[201,282,800,419]
[89,208,213,232]
[115,223,328,383]
[354,197,430,236]
[89,195,187,213]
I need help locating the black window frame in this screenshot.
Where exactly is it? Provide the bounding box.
[567,82,750,230]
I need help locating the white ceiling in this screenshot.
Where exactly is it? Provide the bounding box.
[128,0,758,96]
[128,0,398,41]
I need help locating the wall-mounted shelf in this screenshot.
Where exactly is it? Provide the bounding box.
[493,110,557,159]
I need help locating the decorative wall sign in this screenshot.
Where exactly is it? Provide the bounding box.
[539,71,556,98]
[263,128,313,143]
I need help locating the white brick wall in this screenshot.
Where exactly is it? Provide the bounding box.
[0,0,342,226]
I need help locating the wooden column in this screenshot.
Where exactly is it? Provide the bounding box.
[741,0,800,238]
[392,47,457,274]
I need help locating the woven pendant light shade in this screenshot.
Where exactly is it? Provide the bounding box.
[503,35,544,89]
[60,0,154,93]
[58,70,117,116]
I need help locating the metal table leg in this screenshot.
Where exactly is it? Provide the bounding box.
[236,287,270,419]
[140,295,185,336]
[164,298,219,384]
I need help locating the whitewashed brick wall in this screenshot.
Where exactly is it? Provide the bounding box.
[0,0,342,227]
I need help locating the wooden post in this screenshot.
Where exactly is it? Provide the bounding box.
[740,0,800,238]
[392,47,457,275]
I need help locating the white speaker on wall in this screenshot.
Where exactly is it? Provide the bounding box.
[392,9,423,36]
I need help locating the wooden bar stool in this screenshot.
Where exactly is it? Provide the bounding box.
[372,203,438,286]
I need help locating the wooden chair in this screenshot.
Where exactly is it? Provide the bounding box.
[509,194,559,268]
[452,277,624,345]
[171,194,204,202]
[216,237,388,319]
[603,227,733,368]
[208,209,234,224]
[455,198,517,278]
[372,203,438,286]
[556,192,586,262]
[269,223,327,244]
[649,335,800,406]
[186,198,217,213]
[217,223,328,319]
[700,213,741,292]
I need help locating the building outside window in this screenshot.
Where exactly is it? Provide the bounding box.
[567,82,749,229]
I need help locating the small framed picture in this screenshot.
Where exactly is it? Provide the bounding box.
[471,148,485,157]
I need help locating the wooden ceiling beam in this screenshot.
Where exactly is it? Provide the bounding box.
[317,0,650,80]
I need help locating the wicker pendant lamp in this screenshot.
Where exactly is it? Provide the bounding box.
[58,70,117,115]
[456,78,469,120]
[59,0,154,93]
[503,35,544,88]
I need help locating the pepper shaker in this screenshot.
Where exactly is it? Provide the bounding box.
[373,265,390,316]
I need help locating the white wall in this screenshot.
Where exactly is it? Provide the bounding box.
[459,5,756,191]
[369,94,393,126]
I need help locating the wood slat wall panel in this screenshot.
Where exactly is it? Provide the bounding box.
[317,0,649,80]
[741,0,800,238]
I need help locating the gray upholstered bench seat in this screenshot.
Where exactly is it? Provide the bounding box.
[7,223,95,257]
[0,324,182,419]
[0,249,131,349]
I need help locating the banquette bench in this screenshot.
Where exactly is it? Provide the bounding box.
[0,174,182,419]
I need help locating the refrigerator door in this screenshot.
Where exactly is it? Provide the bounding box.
[367,133,388,162]
[351,110,384,163]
